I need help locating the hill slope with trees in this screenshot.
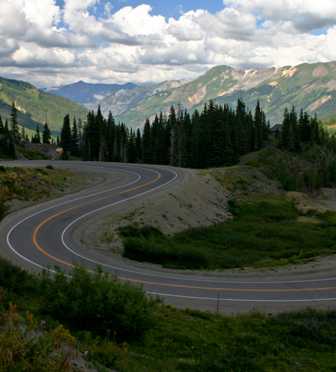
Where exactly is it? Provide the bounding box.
[113,61,336,128]
[0,76,87,133]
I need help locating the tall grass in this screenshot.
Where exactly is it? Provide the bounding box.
[121,196,336,270]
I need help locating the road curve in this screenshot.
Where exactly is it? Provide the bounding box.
[1,160,336,314]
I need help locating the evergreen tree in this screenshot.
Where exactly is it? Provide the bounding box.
[135,128,142,163]
[71,118,80,156]
[76,99,274,169]
[42,123,51,144]
[61,115,72,159]
[142,119,152,164]
[10,102,20,143]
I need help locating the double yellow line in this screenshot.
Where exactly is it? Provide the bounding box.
[31,174,161,269]
[30,172,336,294]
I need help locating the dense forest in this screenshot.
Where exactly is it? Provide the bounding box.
[0,103,54,158]
[60,99,335,171]
[60,99,270,167]
[2,100,336,184]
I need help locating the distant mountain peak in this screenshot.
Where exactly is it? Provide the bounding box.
[112,60,336,128]
[49,81,138,105]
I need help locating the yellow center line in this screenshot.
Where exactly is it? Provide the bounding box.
[31,173,162,269]
[119,173,161,194]
[118,277,336,293]
[32,208,75,268]
[30,172,336,294]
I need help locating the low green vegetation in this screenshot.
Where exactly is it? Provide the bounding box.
[17,145,49,160]
[0,304,81,372]
[120,144,336,270]
[0,76,86,132]
[121,196,336,270]
[0,166,73,204]
[242,146,336,192]
[1,258,336,371]
[0,259,156,370]
[0,166,86,223]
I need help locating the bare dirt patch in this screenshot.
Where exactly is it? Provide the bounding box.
[78,169,231,254]
[307,95,332,111]
[313,65,328,78]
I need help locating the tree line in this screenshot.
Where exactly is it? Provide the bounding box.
[277,106,336,189]
[3,100,336,176]
[60,100,270,167]
[0,103,56,158]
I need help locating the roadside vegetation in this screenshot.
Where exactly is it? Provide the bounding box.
[121,196,336,270]
[1,258,336,371]
[0,165,87,220]
[119,107,336,270]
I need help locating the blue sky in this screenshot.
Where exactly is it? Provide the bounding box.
[107,0,224,17]
[56,0,224,18]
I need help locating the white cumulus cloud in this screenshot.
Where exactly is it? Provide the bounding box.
[0,0,335,86]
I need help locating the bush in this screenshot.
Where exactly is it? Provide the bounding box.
[0,201,7,220]
[120,197,336,270]
[0,305,79,372]
[40,267,157,341]
[0,258,39,299]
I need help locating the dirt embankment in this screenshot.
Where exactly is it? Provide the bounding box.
[79,169,231,254]
[0,167,102,214]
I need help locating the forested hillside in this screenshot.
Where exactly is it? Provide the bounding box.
[114,62,336,128]
[0,76,86,132]
[63,100,269,167]
[58,98,336,191]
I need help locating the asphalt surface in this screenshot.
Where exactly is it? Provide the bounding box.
[1,160,336,314]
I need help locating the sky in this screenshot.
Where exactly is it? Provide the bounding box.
[0,0,336,87]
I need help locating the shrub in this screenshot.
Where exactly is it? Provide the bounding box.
[0,305,79,372]
[0,258,39,299]
[40,267,157,341]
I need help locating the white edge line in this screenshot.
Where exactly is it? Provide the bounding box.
[147,292,336,303]
[6,164,336,303]
[5,165,142,271]
[60,165,336,285]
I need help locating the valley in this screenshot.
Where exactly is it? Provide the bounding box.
[1,61,335,136]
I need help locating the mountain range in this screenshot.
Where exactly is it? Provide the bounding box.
[0,77,86,134]
[114,62,336,128]
[55,61,336,128]
[0,61,335,133]
[48,81,137,106]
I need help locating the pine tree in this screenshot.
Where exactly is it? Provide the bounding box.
[106,112,115,161]
[10,102,20,143]
[32,125,41,144]
[168,106,177,166]
[254,100,263,150]
[71,118,79,156]
[142,119,152,164]
[42,123,51,144]
[135,128,142,163]
[61,115,72,159]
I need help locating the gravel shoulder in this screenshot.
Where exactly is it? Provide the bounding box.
[75,168,231,255]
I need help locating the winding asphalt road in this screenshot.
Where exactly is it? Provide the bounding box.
[1,160,336,314]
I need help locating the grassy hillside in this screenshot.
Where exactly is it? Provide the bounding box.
[1,257,336,371]
[1,166,336,370]
[116,62,336,128]
[0,77,87,132]
[215,62,336,124]
[0,166,89,218]
[120,147,336,270]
